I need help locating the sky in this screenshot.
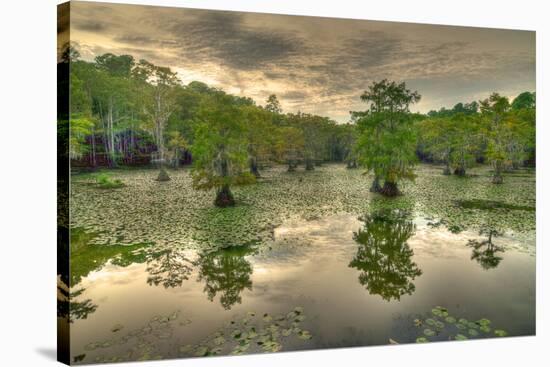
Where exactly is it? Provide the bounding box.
[63,1,536,123]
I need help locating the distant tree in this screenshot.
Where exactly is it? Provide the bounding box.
[133,59,179,181]
[276,126,305,172]
[354,80,421,196]
[190,93,255,207]
[480,93,511,184]
[87,53,138,166]
[264,94,283,114]
[447,113,481,176]
[241,105,276,177]
[166,131,187,168]
[418,117,454,175]
[511,91,535,110]
[285,113,331,170]
[69,71,94,159]
[341,123,359,168]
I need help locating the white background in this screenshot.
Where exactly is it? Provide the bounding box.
[0,0,547,365]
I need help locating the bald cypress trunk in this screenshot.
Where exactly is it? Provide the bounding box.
[370,176,381,193]
[454,166,466,176]
[379,180,400,197]
[250,157,261,178]
[215,184,235,207]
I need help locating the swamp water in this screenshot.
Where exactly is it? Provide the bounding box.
[64,165,535,364]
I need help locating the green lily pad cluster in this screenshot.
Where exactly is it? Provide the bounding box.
[80,310,187,364]
[74,307,312,364]
[70,164,535,254]
[408,306,509,344]
[178,306,313,358]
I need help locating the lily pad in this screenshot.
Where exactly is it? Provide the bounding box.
[445,316,456,324]
[423,329,436,337]
[298,330,313,340]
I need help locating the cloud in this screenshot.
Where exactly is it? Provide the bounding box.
[69,2,535,122]
[73,20,107,32]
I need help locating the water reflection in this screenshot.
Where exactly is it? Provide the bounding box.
[57,278,98,323]
[349,210,422,301]
[467,227,505,270]
[146,247,195,288]
[197,247,254,310]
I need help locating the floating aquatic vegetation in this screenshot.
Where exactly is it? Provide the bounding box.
[74,307,312,364]
[94,172,126,189]
[177,307,313,359]
[70,229,151,285]
[70,165,535,259]
[79,310,188,364]
[456,199,535,212]
[70,165,534,256]
[398,306,509,344]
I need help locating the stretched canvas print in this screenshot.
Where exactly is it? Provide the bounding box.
[57,1,536,365]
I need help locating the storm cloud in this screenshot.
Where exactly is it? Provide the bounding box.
[69,1,535,122]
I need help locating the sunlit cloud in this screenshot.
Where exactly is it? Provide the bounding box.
[69,1,535,122]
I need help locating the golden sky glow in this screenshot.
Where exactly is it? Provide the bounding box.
[63,1,535,122]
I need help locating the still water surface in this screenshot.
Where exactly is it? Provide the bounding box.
[70,212,535,362]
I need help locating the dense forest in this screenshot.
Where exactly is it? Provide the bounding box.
[63,49,536,205]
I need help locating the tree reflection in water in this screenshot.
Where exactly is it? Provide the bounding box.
[146,247,195,288]
[197,247,253,310]
[467,227,505,270]
[349,209,422,301]
[57,276,98,323]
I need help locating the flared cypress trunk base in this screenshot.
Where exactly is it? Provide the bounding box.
[379,181,401,197]
[156,167,171,181]
[369,177,381,193]
[215,185,235,207]
[454,167,466,176]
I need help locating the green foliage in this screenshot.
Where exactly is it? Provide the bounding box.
[354,80,421,191]
[403,306,508,344]
[190,92,256,195]
[95,173,125,189]
[264,94,282,114]
[479,92,535,182]
[511,91,535,110]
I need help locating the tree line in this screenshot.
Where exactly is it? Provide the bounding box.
[63,50,535,205]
